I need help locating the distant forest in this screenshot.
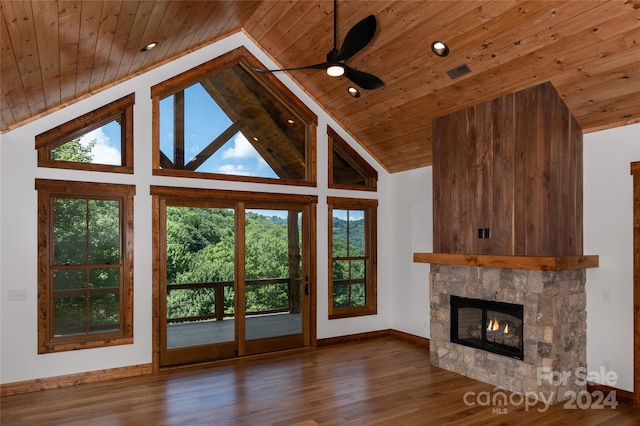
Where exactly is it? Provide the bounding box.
[166,207,366,320]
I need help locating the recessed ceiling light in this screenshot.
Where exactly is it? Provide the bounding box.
[431,40,449,57]
[287,119,295,125]
[253,137,259,142]
[348,87,360,98]
[141,41,158,52]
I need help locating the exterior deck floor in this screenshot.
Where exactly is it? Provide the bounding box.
[166,313,302,348]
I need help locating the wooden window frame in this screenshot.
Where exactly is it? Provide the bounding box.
[328,196,378,319]
[150,46,317,187]
[36,179,135,354]
[327,127,377,191]
[35,94,135,174]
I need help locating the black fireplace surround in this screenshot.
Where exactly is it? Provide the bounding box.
[450,296,524,360]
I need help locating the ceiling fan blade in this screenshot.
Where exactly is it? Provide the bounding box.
[344,65,384,90]
[336,15,377,62]
[253,62,328,73]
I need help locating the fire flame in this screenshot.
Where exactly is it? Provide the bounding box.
[487,319,499,331]
[487,319,510,334]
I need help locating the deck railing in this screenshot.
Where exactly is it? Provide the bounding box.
[166,278,291,324]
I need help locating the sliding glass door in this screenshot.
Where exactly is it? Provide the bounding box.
[241,207,306,356]
[159,199,311,367]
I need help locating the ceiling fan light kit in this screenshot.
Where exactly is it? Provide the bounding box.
[327,64,345,77]
[254,0,384,92]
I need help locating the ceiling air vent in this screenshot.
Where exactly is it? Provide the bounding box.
[446,64,472,80]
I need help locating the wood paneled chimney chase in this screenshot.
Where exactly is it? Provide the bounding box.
[416,81,598,269]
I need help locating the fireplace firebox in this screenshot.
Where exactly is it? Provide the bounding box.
[450,296,524,360]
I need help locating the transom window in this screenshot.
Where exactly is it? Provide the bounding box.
[151,47,317,185]
[35,94,134,174]
[37,179,134,353]
[328,197,377,319]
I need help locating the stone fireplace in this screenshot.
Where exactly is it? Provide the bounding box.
[429,263,588,402]
[416,82,599,403]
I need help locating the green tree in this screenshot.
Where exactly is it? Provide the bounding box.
[50,137,96,162]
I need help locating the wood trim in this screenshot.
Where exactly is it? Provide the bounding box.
[326,196,378,208]
[413,253,599,271]
[389,329,430,349]
[587,382,635,405]
[151,196,161,372]
[316,329,429,349]
[309,202,318,348]
[150,185,318,204]
[35,179,136,196]
[0,364,152,397]
[152,169,318,188]
[316,329,394,346]
[632,162,640,406]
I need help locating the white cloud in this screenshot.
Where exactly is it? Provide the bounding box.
[217,163,252,176]
[78,128,121,165]
[222,133,260,159]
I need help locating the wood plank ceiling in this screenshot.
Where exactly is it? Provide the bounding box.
[2,1,640,173]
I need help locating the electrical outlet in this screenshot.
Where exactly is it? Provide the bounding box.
[8,289,27,301]
[478,228,491,239]
[603,289,611,302]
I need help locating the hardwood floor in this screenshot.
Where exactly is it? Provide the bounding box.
[2,337,640,425]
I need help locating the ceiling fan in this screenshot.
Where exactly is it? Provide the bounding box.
[254,0,384,90]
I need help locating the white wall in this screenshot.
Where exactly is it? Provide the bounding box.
[389,167,432,337]
[584,123,640,392]
[0,32,393,384]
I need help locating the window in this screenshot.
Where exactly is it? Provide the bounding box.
[151,47,317,185]
[36,179,135,353]
[328,197,377,319]
[328,126,377,191]
[35,94,134,174]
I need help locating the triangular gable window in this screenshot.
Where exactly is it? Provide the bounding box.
[35,94,134,174]
[152,47,317,184]
[328,127,377,191]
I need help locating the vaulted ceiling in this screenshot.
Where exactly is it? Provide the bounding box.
[2,1,640,172]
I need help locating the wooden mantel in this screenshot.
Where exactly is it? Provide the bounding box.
[413,253,599,271]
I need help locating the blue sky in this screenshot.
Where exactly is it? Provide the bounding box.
[159,84,277,178]
[78,120,121,165]
[333,210,364,221]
